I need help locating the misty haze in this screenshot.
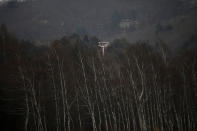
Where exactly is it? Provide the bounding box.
[0,0,197,131]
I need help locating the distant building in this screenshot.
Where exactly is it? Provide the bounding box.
[119,19,138,31]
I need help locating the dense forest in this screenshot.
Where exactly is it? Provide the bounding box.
[0,24,197,131]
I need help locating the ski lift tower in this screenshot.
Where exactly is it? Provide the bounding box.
[98,41,110,56]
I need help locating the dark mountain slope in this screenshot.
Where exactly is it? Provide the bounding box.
[0,0,197,49]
